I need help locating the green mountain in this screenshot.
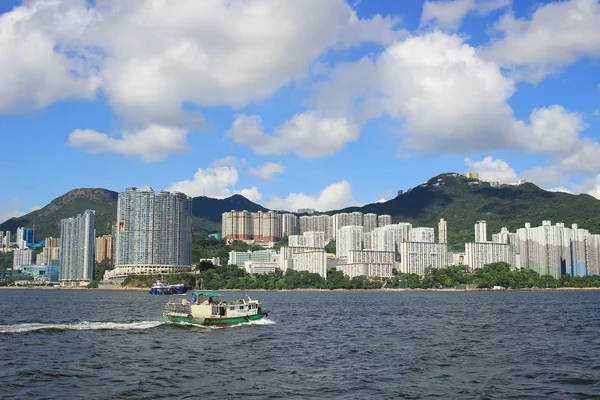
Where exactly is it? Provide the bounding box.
[334,173,600,250]
[0,189,118,239]
[3,173,600,250]
[0,190,267,239]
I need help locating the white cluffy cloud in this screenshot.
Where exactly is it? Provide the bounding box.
[464,156,518,183]
[481,0,600,81]
[0,0,400,120]
[0,0,402,161]
[0,200,41,224]
[309,31,588,160]
[267,181,356,212]
[249,163,285,180]
[227,111,359,159]
[168,165,261,202]
[68,125,190,162]
[420,0,512,31]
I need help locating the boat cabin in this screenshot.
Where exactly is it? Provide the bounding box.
[188,291,261,318]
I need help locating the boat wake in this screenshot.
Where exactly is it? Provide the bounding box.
[245,317,276,326]
[0,321,164,334]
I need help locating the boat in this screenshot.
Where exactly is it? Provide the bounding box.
[163,291,268,326]
[149,280,188,295]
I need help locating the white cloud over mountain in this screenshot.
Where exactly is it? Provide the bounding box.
[464,156,518,184]
[3,0,600,204]
[167,165,261,201]
[267,181,356,212]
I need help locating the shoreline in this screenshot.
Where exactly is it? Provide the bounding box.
[1,286,600,292]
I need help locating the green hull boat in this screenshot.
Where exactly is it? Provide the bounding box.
[163,291,268,327]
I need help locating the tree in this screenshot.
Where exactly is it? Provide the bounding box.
[324,240,336,254]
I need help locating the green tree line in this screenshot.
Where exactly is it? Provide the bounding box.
[120,262,600,291]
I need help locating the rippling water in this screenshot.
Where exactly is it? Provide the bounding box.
[1,289,599,399]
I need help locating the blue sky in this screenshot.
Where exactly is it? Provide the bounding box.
[1,0,600,222]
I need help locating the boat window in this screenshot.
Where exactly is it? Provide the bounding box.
[229,307,234,310]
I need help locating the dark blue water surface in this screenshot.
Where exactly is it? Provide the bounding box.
[0,289,599,399]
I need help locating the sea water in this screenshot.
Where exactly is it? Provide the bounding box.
[0,289,599,399]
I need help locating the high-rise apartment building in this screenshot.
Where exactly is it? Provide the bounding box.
[512,221,590,279]
[336,225,363,260]
[45,237,61,248]
[438,219,448,244]
[282,213,298,237]
[299,215,333,242]
[16,227,35,249]
[13,249,35,268]
[475,220,487,243]
[464,242,511,271]
[399,242,447,275]
[60,209,95,281]
[408,227,435,243]
[378,215,392,227]
[586,234,600,276]
[291,250,327,278]
[363,213,378,233]
[95,235,113,263]
[371,227,396,253]
[109,187,192,278]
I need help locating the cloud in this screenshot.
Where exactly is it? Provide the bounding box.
[0,199,23,224]
[548,187,573,194]
[167,165,261,201]
[310,31,588,160]
[0,2,101,114]
[227,111,360,158]
[249,163,285,180]
[464,156,518,183]
[480,0,600,81]
[267,181,355,212]
[68,125,190,162]
[210,156,247,169]
[519,165,566,188]
[235,187,263,203]
[0,0,400,123]
[420,0,511,31]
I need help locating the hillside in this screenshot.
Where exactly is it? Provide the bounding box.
[3,174,600,250]
[0,189,119,239]
[335,173,600,249]
[0,191,268,239]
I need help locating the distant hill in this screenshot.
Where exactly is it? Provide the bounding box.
[0,189,118,239]
[333,173,600,249]
[3,173,600,250]
[0,190,268,239]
